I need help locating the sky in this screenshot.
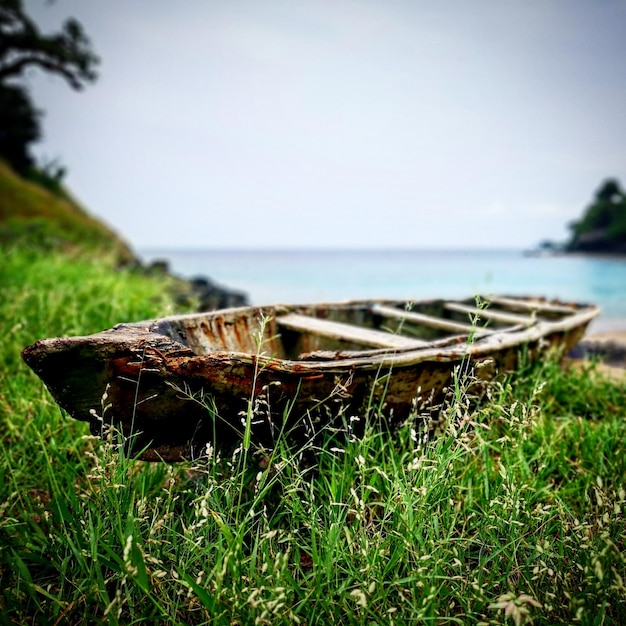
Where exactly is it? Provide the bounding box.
[22,0,626,250]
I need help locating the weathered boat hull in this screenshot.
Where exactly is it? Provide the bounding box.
[22,296,598,461]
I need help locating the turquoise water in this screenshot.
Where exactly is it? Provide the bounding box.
[140,249,626,331]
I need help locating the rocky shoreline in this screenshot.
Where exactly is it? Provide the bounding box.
[566,331,626,380]
[141,257,248,312]
[570,331,626,368]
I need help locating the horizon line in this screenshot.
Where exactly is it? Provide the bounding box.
[136,245,531,253]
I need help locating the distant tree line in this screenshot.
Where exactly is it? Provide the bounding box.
[567,179,626,254]
[0,0,98,182]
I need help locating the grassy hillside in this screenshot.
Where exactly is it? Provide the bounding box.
[0,159,136,264]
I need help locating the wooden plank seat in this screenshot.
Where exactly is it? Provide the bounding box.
[444,302,534,326]
[276,314,428,350]
[371,304,490,336]
[486,296,575,315]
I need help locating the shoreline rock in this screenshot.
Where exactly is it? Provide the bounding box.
[569,333,626,368]
[142,258,248,312]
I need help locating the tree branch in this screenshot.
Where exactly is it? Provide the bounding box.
[0,54,86,89]
[0,3,98,89]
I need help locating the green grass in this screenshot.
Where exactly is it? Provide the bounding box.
[1,245,625,625]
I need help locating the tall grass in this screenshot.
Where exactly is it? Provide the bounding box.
[1,246,625,625]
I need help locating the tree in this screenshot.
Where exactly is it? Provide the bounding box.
[0,0,98,173]
[568,179,626,253]
[0,0,99,90]
[0,82,40,172]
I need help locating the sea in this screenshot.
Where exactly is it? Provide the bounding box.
[138,248,626,333]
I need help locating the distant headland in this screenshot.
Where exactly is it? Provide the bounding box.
[538,179,626,256]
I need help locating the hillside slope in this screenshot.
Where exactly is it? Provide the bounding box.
[0,160,135,264]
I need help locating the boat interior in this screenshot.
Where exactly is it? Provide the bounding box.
[156,296,583,361]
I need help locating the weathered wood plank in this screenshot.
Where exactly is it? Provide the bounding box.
[371,304,490,335]
[486,296,575,315]
[445,302,534,326]
[277,313,428,349]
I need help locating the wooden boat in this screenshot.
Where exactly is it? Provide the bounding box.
[22,295,598,461]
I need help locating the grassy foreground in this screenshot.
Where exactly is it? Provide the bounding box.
[1,246,625,625]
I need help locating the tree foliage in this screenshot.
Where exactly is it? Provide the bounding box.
[0,0,98,174]
[0,0,98,89]
[0,81,40,173]
[568,179,626,253]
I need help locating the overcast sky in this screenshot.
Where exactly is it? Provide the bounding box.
[23,0,626,250]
